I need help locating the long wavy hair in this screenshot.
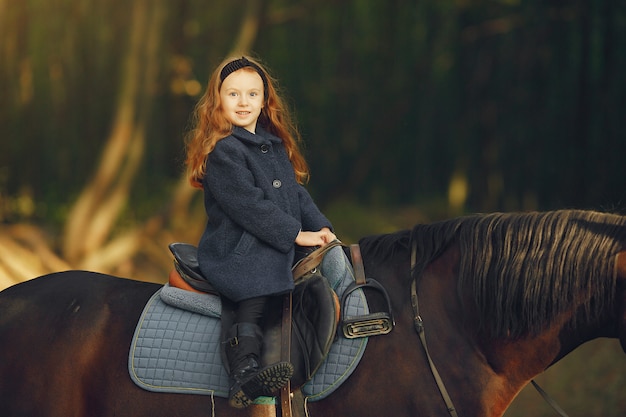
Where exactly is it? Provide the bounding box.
[185,56,309,188]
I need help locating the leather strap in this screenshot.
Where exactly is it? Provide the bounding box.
[410,240,459,417]
[410,240,568,417]
[290,389,307,417]
[279,293,293,417]
[279,239,343,417]
[292,240,343,282]
[531,380,570,417]
[350,244,366,285]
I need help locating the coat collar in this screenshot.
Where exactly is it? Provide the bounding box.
[232,126,282,145]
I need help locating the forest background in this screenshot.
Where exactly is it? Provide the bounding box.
[0,0,625,415]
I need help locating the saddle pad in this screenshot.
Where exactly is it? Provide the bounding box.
[128,291,229,396]
[128,246,368,401]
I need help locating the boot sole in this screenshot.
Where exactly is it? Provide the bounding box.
[229,362,294,409]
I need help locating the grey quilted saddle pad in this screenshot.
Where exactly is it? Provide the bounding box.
[128,246,368,401]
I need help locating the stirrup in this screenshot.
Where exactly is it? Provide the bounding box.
[340,278,395,338]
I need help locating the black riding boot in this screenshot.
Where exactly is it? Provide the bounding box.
[224,323,293,408]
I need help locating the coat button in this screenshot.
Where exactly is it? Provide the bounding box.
[260,144,269,153]
[272,179,282,188]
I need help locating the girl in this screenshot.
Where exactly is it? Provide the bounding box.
[185,56,336,408]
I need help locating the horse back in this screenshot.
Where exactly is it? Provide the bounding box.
[0,271,161,416]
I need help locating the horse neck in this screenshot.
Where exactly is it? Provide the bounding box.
[479,304,608,400]
[377,246,507,416]
[484,251,626,377]
[416,246,599,417]
[348,242,609,417]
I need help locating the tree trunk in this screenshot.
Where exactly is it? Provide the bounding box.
[63,0,166,265]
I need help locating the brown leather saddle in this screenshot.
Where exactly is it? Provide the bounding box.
[167,241,395,394]
[168,241,339,389]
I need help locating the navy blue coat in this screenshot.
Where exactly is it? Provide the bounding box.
[197,126,332,302]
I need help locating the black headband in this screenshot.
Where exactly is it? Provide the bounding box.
[219,57,268,98]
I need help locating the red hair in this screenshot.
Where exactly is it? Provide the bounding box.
[185,56,309,188]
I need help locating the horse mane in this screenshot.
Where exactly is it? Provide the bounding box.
[362,210,626,338]
[359,229,411,262]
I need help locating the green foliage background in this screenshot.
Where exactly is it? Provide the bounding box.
[2,0,626,222]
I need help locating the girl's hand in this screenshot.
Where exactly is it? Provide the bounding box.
[295,227,337,247]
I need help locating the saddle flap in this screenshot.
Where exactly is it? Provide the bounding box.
[261,273,339,389]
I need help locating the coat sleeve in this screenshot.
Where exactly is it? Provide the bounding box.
[204,139,301,254]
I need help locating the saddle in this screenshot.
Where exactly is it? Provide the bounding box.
[168,241,394,414]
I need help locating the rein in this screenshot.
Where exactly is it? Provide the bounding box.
[409,240,570,417]
[410,239,459,417]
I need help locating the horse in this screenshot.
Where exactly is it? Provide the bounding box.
[0,209,625,417]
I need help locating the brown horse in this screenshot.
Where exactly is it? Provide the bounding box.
[0,209,625,417]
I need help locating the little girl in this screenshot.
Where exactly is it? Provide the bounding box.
[185,56,336,408]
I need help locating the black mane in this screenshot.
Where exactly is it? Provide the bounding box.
[361,210,626,338]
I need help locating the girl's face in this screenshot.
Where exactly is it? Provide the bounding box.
[219,69,265,133]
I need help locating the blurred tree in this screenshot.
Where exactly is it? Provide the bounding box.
[1,0,626,277]
[63,0,167,265]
